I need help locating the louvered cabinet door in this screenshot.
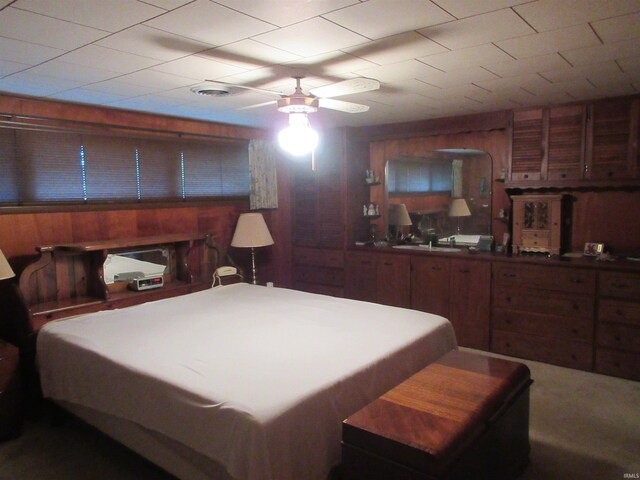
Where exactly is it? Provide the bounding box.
[586,98,635,180]
[547,105,586,181]
[510,109,545,181]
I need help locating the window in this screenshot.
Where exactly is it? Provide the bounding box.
[0,125,249,205]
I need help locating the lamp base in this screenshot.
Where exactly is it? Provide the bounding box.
[250,247,258,285]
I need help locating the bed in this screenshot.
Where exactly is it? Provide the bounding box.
[36,283,457,480]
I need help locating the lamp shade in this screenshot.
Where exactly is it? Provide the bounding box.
[388,203,412,226]
[0,248,15,280]
[448,198,471,217]
[231,213,274,248]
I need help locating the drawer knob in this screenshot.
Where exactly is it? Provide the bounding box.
[506,296,511,303]
[571,354,577,361]
[505,319,512,324]
[503,273,516,278]
[616,309,623,316]
[571,328,578,335]
[383,262,393,266]
[611,282,629,289]
[432,266,442,271]
[572,303,579,310]
[570,278,584,284]
[614,361,620,368]
[614,334,621,342]
[459,269,470,273]
[505,342,511,348]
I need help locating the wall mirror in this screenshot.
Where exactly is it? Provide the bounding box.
[385,149,492,242]
[103,248,168,284]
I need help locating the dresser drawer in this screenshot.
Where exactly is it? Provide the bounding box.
[294,247,344,268]
[493,287,594,319]
[595,348,640,381]
[492,330,592,371]
[599,271,640,299]
[294,266,344,287]
[597,322,640,352]
[493,308,593,342]
[493,263,596,295]
[521,230,550,248]
[598,299,640,326]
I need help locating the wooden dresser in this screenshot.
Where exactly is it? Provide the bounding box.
[0,340,21,440]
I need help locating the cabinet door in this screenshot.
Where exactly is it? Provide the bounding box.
[450,259,491,350]
[376,254,410,308]
[510,109,545,181]
[410,256,450,318]
[344,252,377,303]
[586,98,635,180]
[547,104,586,181]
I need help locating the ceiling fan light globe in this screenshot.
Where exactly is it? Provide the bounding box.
[278,124,318,157]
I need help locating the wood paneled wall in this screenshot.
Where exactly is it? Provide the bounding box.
[0,94,294,290]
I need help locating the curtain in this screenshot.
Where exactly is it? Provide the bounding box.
[249,139,278,210]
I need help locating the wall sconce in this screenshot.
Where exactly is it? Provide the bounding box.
[230,213,274,285]
[449,198,471,235]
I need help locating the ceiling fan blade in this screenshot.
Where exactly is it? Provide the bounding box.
[204,80,283,97]
[236,100,277,111]
[310,77,380,98]
[318,98,370,113]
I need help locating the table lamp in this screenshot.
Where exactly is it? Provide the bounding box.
[449,198,471,235]
[0,249,15,281]
[230,213,274,285]
[388,203,412,240]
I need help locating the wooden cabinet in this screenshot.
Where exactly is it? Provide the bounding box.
[595,270,640,381]
[508,97,639,187]
[410,256,450,318]
[293,247,345,297]
[449,259,491,350]
[0,340,21,440]
[492,263,596,370]
[345,251,410,308]
[511,194,564,255]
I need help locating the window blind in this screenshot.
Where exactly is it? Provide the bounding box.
[0,125,249,205]
[16,129,85,202]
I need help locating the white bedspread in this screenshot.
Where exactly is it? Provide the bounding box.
[37,284,456,480]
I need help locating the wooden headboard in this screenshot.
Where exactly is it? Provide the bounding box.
[15,233,233,334]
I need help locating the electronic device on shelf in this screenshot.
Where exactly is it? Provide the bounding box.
[128,274,164,291]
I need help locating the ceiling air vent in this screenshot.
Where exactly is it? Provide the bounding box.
[190,85,236,97]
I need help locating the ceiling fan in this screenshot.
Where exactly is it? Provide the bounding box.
[193,76,381,114]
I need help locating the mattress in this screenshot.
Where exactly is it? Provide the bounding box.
[37,284,457,480]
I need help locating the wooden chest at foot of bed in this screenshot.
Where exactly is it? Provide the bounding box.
[341,350,532,480]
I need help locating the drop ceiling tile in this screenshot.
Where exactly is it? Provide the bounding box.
[418,44,513,71]
[354,59,443,83]
[253,17,368,57]
[116,69,199,90]
[57,45,162,73]
[287,51,377,77]
[430,0,530,19]
[591,12,640,43]
[144,0,276,46]
[12,0,165,32]
[0,59,31,77]
[0,7,108,50]
[496,25,601,59]
[139,0,192,10]
[561,38,640,66]
[419,84,493,101]
[82,78,165,97]
[0,37,65,65]
[203,40,301,70]
[390,78,443,97]
[415,65,499,88]
[0,0,13,6]
[344,32,448,66]
[214,0,357,27]
[475,73,553,95]
[418,9,534,50]
[539,61,623,84]
[49,88,129,104]
[96,25,213,61]
[323,0,454,40]
[0,71,86,96]
[27,60,122,83]
[484,53,572,78]
[514,0,640,32]
[618,56,640,74]
[151,55,245,81]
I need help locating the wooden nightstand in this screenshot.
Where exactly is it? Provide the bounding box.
[0,339,21,440]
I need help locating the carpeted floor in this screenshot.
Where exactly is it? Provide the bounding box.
[1,350,639,480]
